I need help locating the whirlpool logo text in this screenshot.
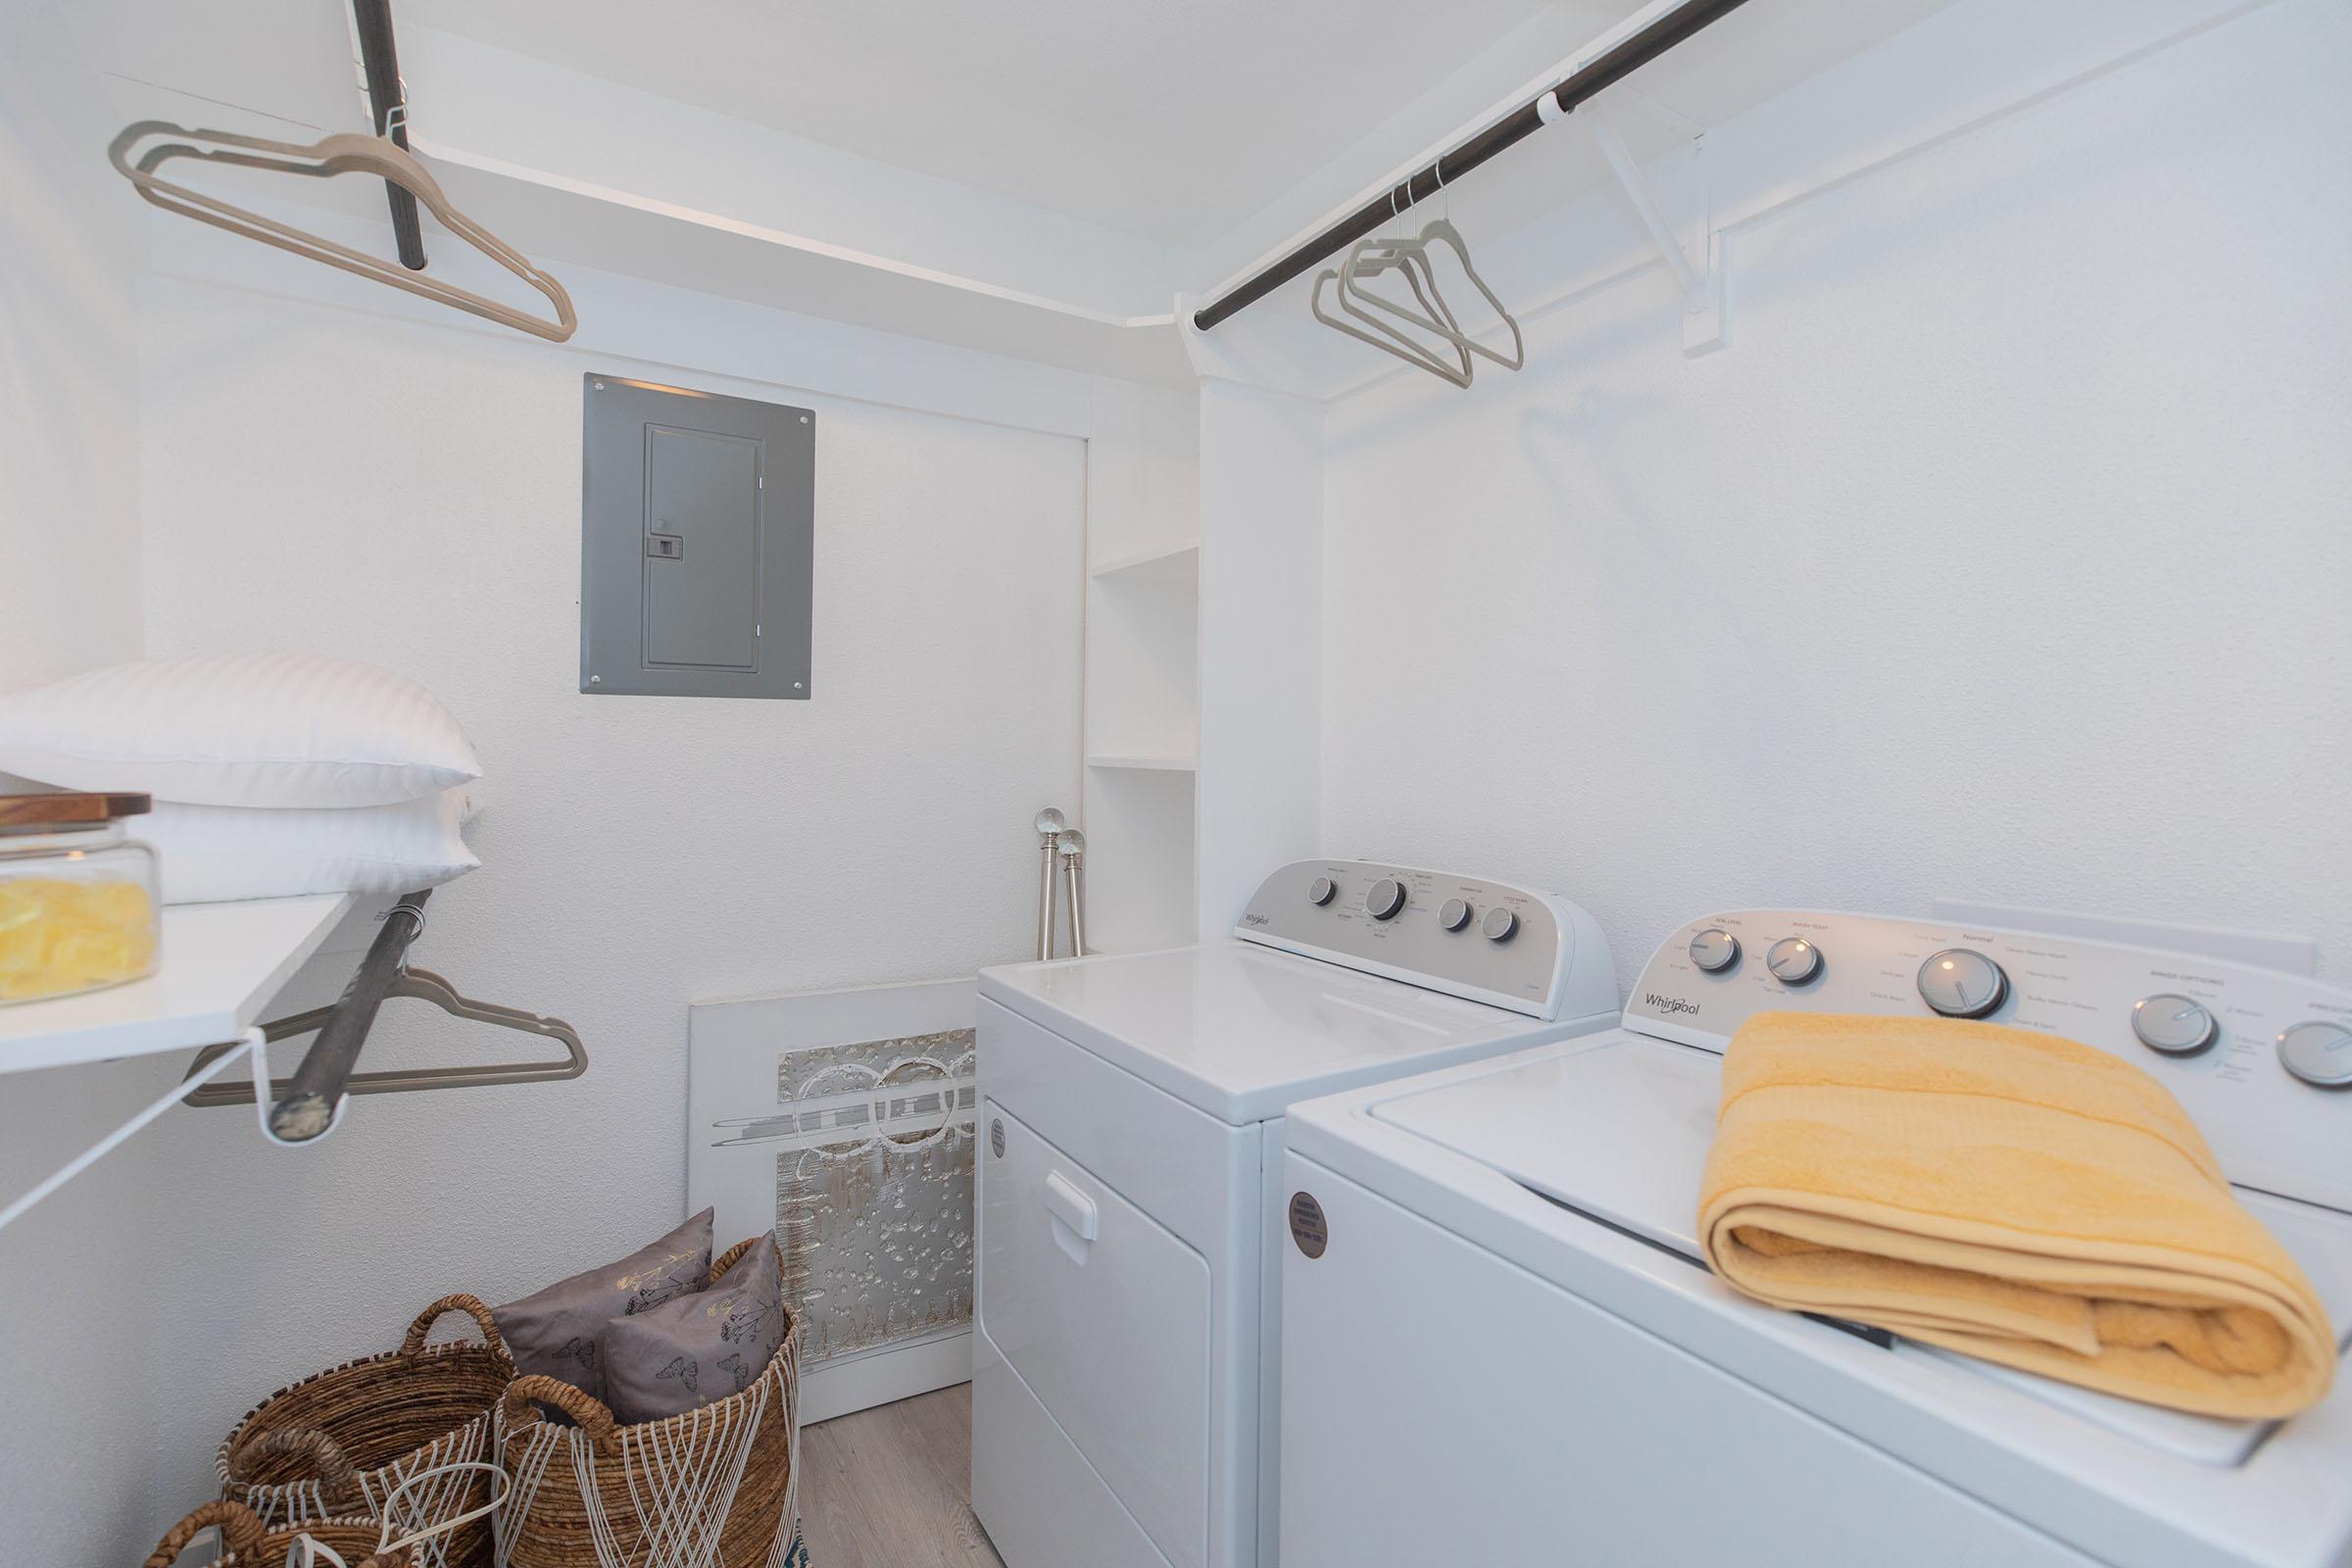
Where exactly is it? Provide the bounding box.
[1643,993,1701,1017]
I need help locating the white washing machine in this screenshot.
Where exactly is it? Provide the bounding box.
[971,858,1620,1568]
[1278,907,2352,1568]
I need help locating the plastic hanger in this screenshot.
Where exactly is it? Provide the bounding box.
[1343,218,1525,373]
[180,965,589,1107]
[1312,241,1474,388]
[107,121,577,342]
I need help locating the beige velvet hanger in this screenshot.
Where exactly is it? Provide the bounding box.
[108,121,577,342]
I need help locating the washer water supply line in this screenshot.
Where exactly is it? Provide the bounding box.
[1032,807,1087,960]
[1034,808,1066,960]
[1058,829,1087,958]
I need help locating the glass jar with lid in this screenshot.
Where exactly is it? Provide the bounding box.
[0,792,161,1004]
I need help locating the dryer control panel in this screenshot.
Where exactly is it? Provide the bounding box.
[1625,909,2351,1213]
[1235,859,1616,1023]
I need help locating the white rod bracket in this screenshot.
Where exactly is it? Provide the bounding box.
[1588,103,1726,357]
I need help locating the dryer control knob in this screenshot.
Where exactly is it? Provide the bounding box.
[1307,875,1337,906]
[1439,898,1474,932]
[2278,1021,2352,1088]
[1365,878,1407,921]
[1919,949,2008,1018]
[1689,928,1741,973]
[1765,937,1823,986]
[1481,906,1519,943]
[2132,994,2218,1056]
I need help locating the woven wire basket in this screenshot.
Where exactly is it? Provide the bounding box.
[495,1238,801,1568]
[218,1296,514,1568]
[141,1500,411,1568]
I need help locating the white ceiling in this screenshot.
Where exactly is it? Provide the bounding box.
[398,0,1639,245]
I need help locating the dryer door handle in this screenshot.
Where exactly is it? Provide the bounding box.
[1043,1170,1100,1243]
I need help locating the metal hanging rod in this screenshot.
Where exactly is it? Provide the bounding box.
[1192,0,1755,333]
[350,0,425,270]
[265,889,430,1140]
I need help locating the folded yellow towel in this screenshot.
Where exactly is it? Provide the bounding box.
[1696,1011,2335,1419]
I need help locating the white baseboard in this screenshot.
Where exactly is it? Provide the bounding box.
[800,1326,974,1426]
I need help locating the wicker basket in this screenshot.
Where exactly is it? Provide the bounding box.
[219,1296,514,1568]
[141,1499,411,1568]
[495,1238,801,1568]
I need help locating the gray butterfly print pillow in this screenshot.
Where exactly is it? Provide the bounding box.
[602,1232,785,1425]
[492,1208,714,1399]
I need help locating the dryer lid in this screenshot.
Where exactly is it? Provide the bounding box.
[980,940,1582,1125]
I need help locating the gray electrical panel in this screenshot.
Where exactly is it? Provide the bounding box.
[580,374,813,699]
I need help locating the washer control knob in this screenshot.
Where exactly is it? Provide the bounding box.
[1765,937,1823,986]
[1481,906,1519,943]
[2132,994,2218,1057]
[1307,875,1337,907]
[1439,898,1474,932]
[1919,949,2008,1018]
[1688,928,1741,973]
[2278,1021,2352,1088]
[1365,878,1407,921]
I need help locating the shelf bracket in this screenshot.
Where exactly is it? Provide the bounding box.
[1588,99,1726,356]
[0,1026,266,1235]
[0,1014,372,1235]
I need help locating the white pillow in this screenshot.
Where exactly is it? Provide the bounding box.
[138,789,481,906]
[0,651,481,808]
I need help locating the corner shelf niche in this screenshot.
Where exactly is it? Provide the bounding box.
[1087,753,1197,772]
[1078,382,1200,954]
[1090,540,1199,586]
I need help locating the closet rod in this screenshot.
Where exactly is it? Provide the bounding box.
[351,0,425,270]
[1192,0,1753,332]
[268,889,430,1142]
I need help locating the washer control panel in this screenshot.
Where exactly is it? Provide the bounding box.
[1235,859,1616,1023]
[1626,909,2352,1213]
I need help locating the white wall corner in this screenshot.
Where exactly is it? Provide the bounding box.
[1174,291,1345,404]
[1193,378,1324,938]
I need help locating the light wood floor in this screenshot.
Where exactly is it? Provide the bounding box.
[799,1383,1005,1568]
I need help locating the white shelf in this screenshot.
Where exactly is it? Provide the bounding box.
[1087,753,1198,773]
[1091,540,1200,585]
[416,141,1193,385]
[0,894,356,1075]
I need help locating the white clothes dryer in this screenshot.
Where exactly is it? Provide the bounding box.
[971,859,1620,1568]
[1277,908,2352,1568]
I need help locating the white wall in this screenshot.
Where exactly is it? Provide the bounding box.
[124,250,1086,1507]
[0,196,1090,1549]
[1320,0,2352,993]
[0,6,142,683]
[1194,381,1324,937]
[0,6,160,1564]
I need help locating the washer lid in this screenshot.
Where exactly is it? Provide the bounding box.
[1372,1032,1721,1257]
[1367,1033,2352,1467]
[979,941,1583,1125]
